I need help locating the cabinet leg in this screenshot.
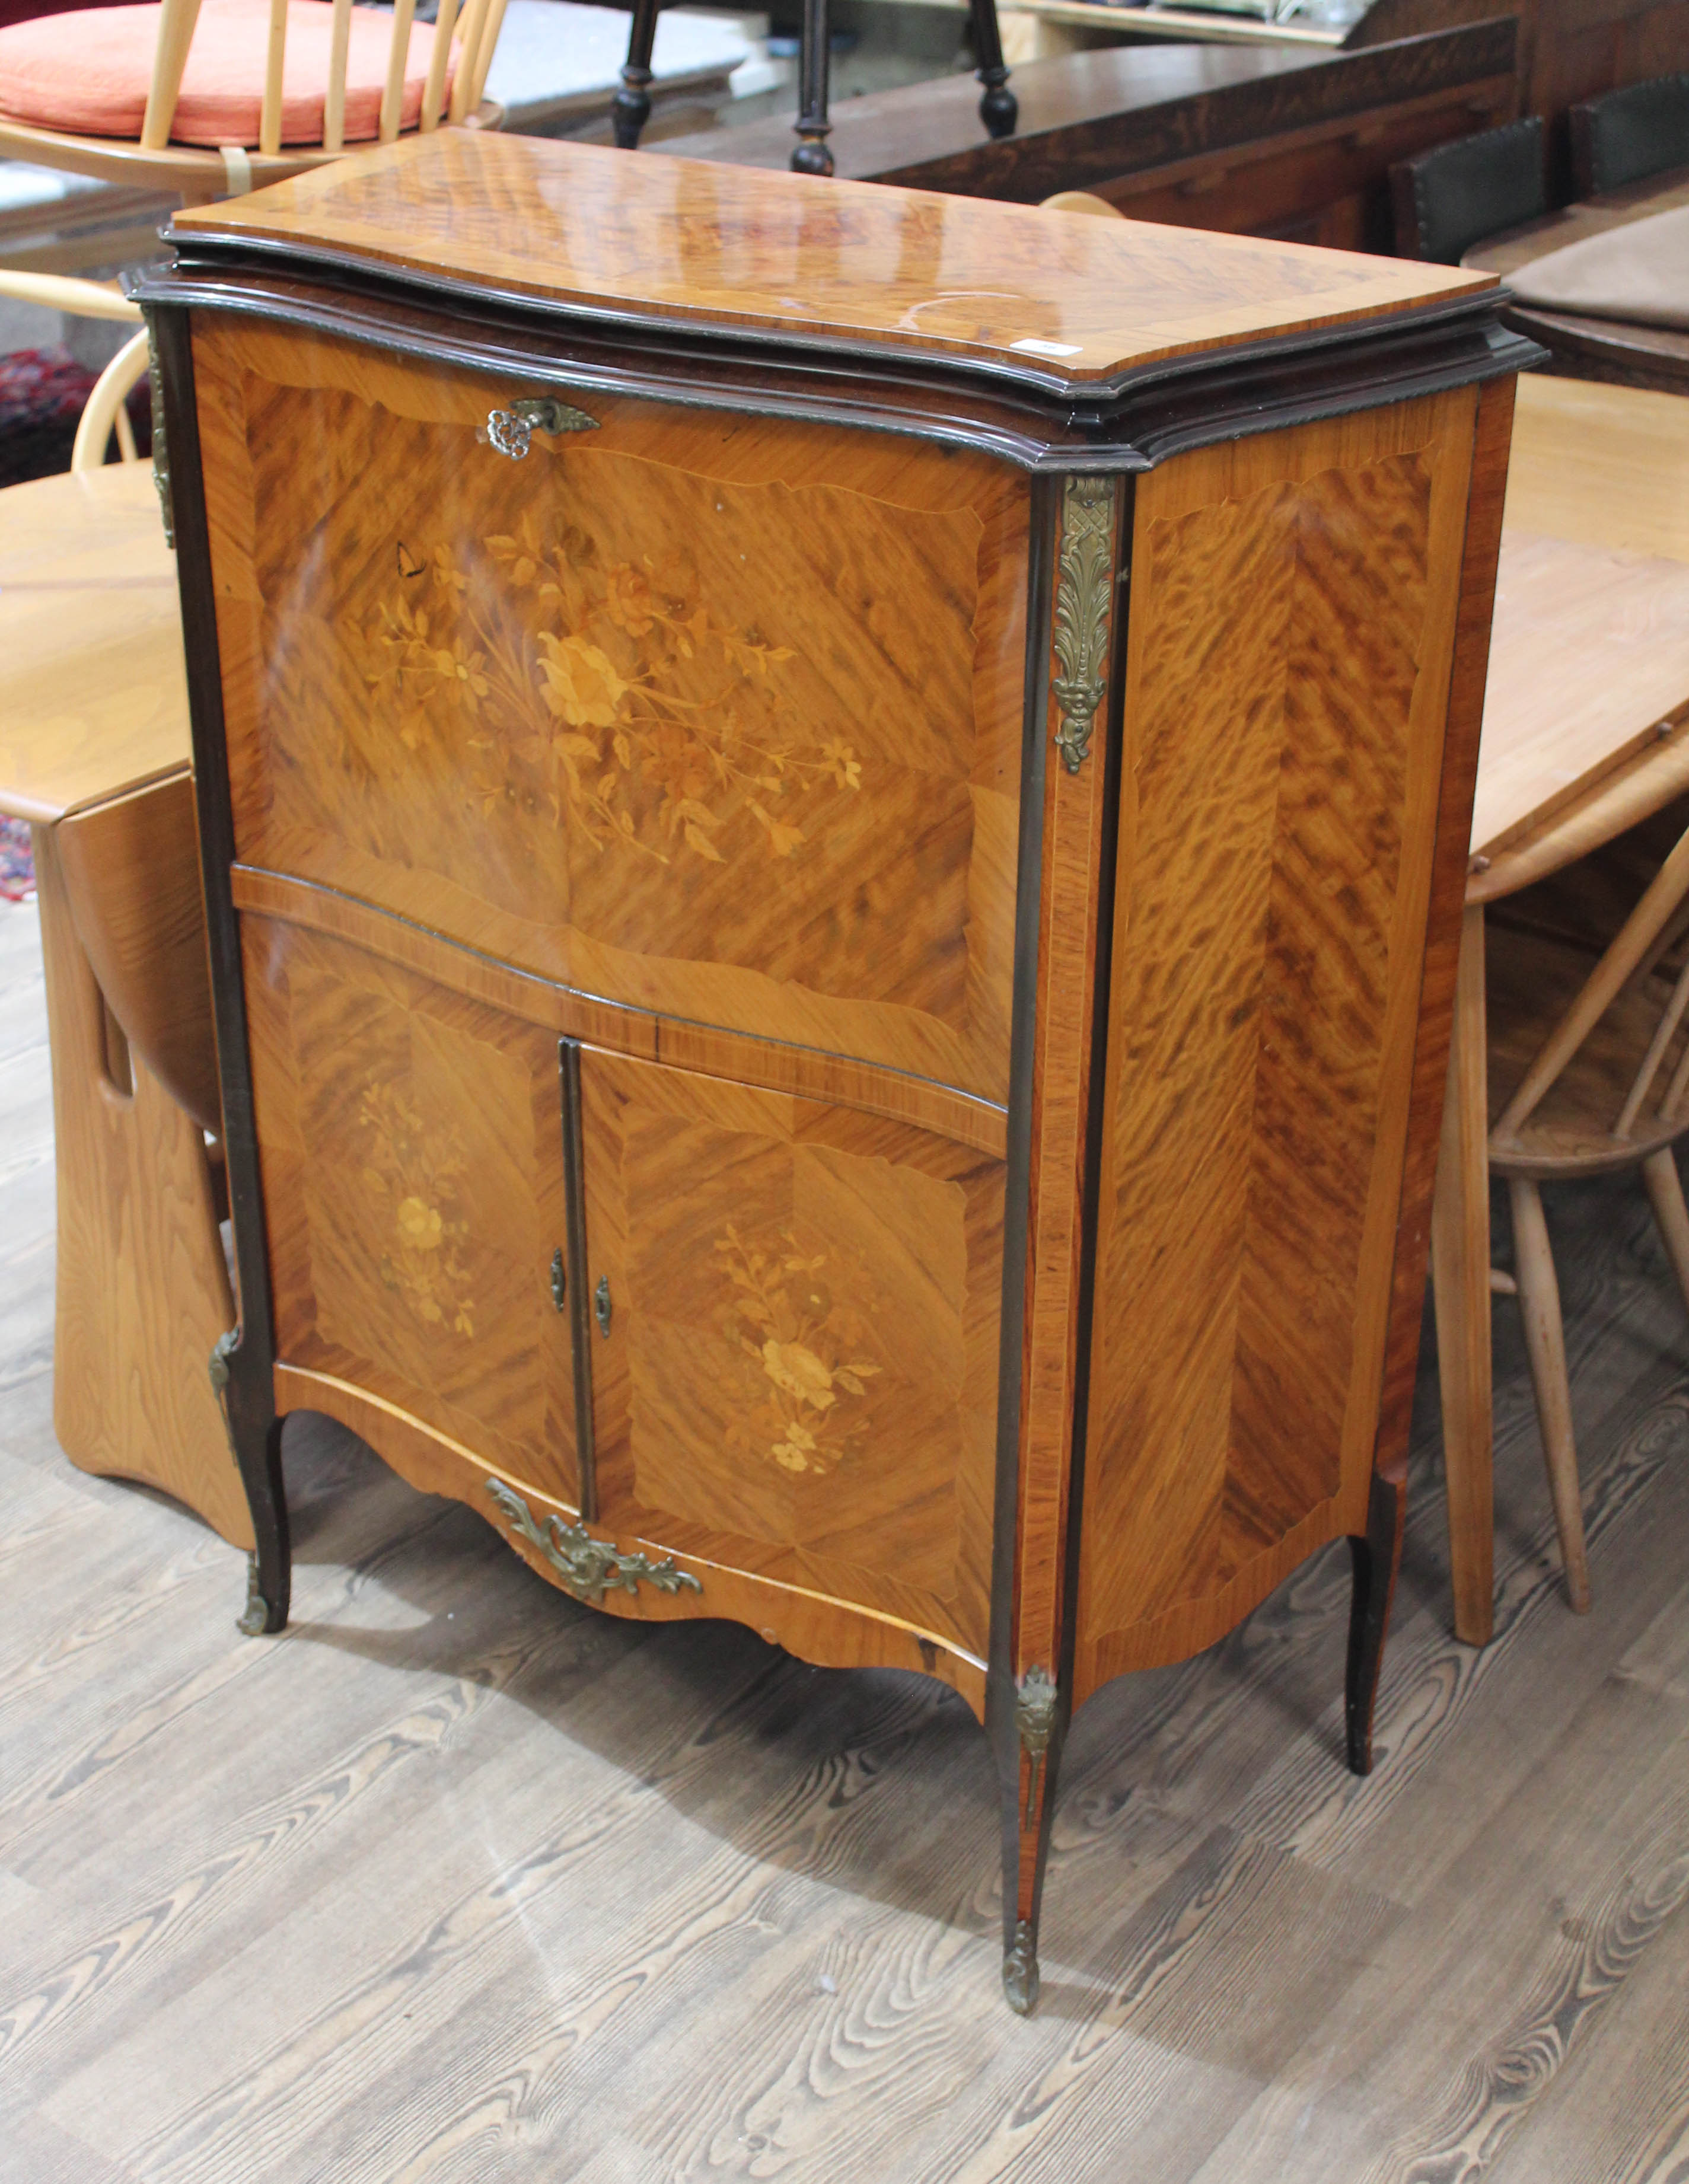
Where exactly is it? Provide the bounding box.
[227,1369,289,1635]
[967,0,1017,137]
[1346,1469,1404,1776]
[613,0,659,148]
[994,1669,1063,2014]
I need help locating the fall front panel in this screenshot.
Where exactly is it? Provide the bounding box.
[242,917,581,1512]
[576,1046,1002,1660]
[195,317,1029,1105]
[1078,388,1481,1691]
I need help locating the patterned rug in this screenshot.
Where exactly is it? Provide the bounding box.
[0,817,34,903]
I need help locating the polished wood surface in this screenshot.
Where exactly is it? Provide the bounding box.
[157,134,1518,2007]
[1466,167,1689,393]
[1077,387,1481,1697]
[656,27,1518,254]
[196,317,1028,1106]
[33,824,253,1552]
[0,464,183,827]
[1473,374,1689,879]
[173,130,1489,385]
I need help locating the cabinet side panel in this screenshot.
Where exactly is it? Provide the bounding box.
[1078,388,1479,1689]
[193,317,1028,1106]
[244,915,581,1512]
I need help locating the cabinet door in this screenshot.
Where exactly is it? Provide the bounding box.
[244,918,582,1511]
[577,1047,1002,1660]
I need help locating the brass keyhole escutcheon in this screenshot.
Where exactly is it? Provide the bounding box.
[594,1275,612,1337]
[549,1248,566,1312]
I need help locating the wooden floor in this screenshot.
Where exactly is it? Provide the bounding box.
[3,891,1689,2184]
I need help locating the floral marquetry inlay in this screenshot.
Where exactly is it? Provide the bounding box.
[715,1224,883,1477]
[358,1082,476,1338]
[356,511,863,869]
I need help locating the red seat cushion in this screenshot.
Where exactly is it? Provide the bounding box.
[0,0,450,147]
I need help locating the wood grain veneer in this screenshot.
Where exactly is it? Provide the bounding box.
[142,130,1528,2015]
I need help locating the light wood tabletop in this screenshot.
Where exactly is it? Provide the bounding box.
[0,461,186,826]
[1438,368,1689,1650]
[1473,372,1689,897]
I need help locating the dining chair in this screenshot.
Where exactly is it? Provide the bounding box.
[1472,799,1689,1612]
[0,278,256,1561]
[1570,74,1689,199]
[0,0,508,205]
[1390,116,1547,264]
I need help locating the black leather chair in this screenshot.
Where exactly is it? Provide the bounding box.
[1390,116,1548,263]
[1570,74,1689,198]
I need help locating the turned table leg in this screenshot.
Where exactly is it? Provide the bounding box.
[1430,903,1494,1646]
[791,0,834,174]
[966,0,1017,137]
[613,0,660,148]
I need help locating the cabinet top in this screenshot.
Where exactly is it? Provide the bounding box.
[170,131,1489,390]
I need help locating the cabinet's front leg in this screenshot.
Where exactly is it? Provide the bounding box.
[993,1662,1064,2013]
[215,1332,290,1635]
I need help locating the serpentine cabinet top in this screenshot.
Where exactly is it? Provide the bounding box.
[168,130,1492,388]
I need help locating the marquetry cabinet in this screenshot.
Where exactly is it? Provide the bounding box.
[138,132,1534,2012]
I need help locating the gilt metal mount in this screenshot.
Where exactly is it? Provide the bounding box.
[485,1477,700,1606]
[1051,476,1115,774]
[1003,1917,1040,2015]
[482,396,600,460]
[1015,1663,1058,1829]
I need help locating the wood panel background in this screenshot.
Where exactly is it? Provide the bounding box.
[1078,388,1480,1698]
[195,318,1030,1106]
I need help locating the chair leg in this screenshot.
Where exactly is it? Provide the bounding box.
[1431,904,1495,1644]
[613,0,660,149]
[1508,1175,1591,1614]
[1641,1146,1689,1325]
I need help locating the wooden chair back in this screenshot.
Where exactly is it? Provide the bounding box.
[1492,813,1689,1157]
[139,0,508,157]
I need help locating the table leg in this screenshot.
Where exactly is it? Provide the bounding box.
[966,0,1017,137]
[1431,901,1494,1646]
[613,0,660,148]
[791,0,834,174]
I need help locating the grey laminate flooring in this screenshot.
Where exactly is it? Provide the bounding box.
[2,890,1688,2184]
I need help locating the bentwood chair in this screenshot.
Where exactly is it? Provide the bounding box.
[0,0,508,205]
[1391,116,1548,264]
[0,277,254,1556]
[1570,74,1689,199]
[1477,802,1689,1612]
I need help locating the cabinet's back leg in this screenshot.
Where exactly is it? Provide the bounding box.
[1346,1469,1404,1774]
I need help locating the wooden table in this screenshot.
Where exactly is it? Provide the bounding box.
[0,460,250,1553]
[1434,370,1689,1645]
[1465,167,1689,394]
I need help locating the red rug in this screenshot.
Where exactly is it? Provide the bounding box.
[0,816,34,903]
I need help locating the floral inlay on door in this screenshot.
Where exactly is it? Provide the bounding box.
[714,1223,882,1478]
[358,513,863,869]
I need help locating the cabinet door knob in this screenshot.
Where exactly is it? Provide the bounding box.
[549,1248,566,1312]
[482,396,599,461]
[594,1274,613,1338]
